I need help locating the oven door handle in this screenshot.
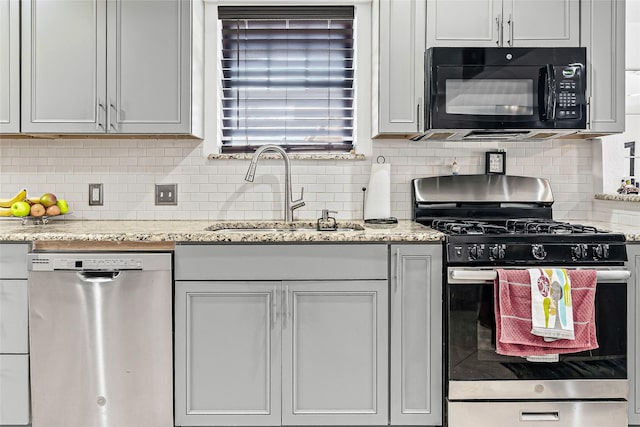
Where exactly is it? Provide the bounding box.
[448,268,631,283]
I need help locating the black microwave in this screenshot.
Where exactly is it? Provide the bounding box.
[418,47,587,140]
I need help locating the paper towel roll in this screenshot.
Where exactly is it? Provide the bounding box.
[364,163,391,220]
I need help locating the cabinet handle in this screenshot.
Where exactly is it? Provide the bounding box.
[395,248,401,293]
[507,14,513,46]
[416,98,422,132]
[496,15,502,46]
[283,285,289,329]
[108,102,117,131]
[271,286,277,330]
[96,102,105,130]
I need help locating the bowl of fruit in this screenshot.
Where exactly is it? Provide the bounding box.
[0,189,70,224]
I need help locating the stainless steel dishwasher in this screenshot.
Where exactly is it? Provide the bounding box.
[27,252,173,427]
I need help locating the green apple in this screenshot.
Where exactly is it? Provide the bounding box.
[56,199,69,214]
[10,201,30,217]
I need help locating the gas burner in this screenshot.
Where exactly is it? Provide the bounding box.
[431,220,508,235]
[412,175,627,266]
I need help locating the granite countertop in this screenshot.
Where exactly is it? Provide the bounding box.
[0,219,444,244]
[595,193,640,203]
[1,218,637,244]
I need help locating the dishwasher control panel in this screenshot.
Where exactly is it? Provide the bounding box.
[30,256,143,271]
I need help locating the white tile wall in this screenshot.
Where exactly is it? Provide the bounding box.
[593,200,640,227]
[0,138,594,221]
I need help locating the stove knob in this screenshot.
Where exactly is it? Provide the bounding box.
[571,244,588,260]
[489,244,506,260]
[594,244,610,260]
[531,244,547,260]
[468,244,484,260]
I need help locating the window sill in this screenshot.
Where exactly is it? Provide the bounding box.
[207,152,366,161]
[594,193,640,203]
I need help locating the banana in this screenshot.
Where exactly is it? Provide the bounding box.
[0,207,12,217]
[0,188,27,208]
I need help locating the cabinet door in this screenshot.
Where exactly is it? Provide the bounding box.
[0,0,19,133]
[377,0,426,135]
[175,281,282,427]
[0,280,28,354]
[0,354,30,425]
[629,245,640,425]
[504,0,579,47]
[426,0,502,47]
[581,0,625,133]
[107,0,191,133]
[281,281,388,426]
[389,244,442,426]
[21,0,107,133]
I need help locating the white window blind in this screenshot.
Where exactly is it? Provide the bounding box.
[218,6,355,153]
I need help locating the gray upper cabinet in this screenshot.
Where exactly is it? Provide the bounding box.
[581,0,625,134]
[389,244,442,426]
[628,244,640,426]
[21,0,202,136]
[376,0,426,136]
[0,0,20,133]
[426,0,579,47]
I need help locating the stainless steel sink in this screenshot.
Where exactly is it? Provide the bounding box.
[206,222,365,233]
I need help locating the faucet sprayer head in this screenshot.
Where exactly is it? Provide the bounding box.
[244,162,257,182]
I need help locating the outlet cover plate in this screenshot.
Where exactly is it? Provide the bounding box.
[88,183,103,206]
[155,184,178,206]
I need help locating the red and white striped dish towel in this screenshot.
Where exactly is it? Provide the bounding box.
[494,269,598,358]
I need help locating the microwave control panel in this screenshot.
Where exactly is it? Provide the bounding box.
[556,65,583,120]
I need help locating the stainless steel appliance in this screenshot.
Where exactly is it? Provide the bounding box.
[412,175,630,427]
[28,252,173,427]
[413,47,587,141]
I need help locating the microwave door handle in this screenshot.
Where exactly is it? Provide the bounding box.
[538,64,556,121]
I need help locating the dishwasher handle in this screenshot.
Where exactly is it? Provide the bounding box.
[77,271,121,283]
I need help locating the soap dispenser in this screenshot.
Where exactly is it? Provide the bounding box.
[451,158,460,175]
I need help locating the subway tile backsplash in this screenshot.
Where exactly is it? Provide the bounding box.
[0,138,594,221]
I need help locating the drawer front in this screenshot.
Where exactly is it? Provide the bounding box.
[0,243,29,279]
[0,280,28,353]
[175,244,388,281]
[0,354,30,425]
[448,400,627,426]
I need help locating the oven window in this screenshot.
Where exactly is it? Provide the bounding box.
[445,79,534,116]
[447,283,627,381]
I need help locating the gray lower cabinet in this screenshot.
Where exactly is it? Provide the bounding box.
[389,244,442,426]
[175,281,282,426]
[0,243,30,426]
[628,244,640,426]
[174,244,389,427]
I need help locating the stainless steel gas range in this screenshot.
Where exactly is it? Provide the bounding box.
[412,174,630,427]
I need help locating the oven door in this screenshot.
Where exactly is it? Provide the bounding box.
[445,267,629,401]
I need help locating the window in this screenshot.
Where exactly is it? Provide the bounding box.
[218,6,355,153]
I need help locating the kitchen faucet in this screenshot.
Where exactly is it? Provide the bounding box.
[244,144,305,222]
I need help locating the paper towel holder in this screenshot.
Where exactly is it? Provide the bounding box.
[363,156,398,226]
